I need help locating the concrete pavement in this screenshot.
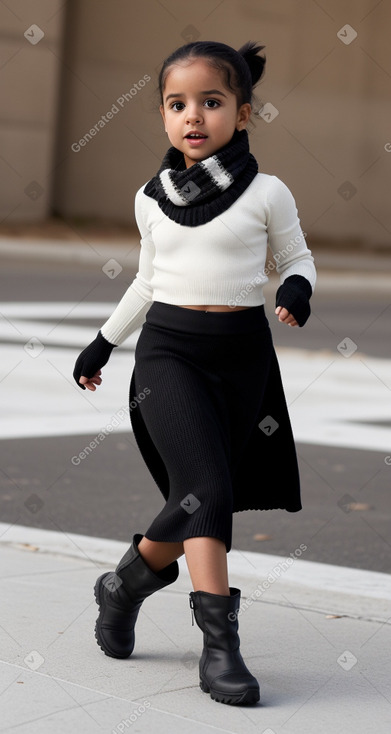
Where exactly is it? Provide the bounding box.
[1,522,391,733]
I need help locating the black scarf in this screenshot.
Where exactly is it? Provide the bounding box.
[143,128,258,227]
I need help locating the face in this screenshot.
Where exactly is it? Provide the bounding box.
[159,58,251,168]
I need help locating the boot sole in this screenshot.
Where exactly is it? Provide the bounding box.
[199,677,260,705]
[93,573,132,659]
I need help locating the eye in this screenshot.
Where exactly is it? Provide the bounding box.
[169,99,221,111]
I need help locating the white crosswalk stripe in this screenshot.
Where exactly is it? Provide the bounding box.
[0,302,390,451]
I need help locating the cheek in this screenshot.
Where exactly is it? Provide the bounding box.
[165,114,180,127]
[210,105,236,121]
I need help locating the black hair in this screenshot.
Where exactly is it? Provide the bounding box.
[154,40,266,123]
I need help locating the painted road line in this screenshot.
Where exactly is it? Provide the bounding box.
[1,303,390,450]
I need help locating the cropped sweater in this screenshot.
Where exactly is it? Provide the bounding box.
[100,172,316,346]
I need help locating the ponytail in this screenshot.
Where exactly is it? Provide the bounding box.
[237,41,266,87]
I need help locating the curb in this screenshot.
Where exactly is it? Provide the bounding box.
[1,523,390,623]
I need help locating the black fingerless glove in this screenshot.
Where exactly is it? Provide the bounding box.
[275,274,313,327]
[73,330,117,389]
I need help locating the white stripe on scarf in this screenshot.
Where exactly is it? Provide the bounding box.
[200,156,234,190]
[159,169,188,206]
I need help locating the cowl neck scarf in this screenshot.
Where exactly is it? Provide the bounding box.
[143,128,258,227]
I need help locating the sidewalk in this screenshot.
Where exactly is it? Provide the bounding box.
[1,523,391,734]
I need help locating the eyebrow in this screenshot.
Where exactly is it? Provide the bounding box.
[165,89,227,103]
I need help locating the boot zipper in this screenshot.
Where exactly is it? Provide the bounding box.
[189,594,195,626]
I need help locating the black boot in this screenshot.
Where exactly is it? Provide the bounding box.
[189,587,260,705]
[94,533,179,658]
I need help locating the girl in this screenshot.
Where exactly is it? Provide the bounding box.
[73,40,316,706]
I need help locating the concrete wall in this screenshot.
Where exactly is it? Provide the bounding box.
[1,0,390,249]
[0,0,66,222]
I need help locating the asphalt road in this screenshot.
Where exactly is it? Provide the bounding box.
[1,256,390,358]
[1,257,390,573]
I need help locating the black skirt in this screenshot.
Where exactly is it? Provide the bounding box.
[129,301,301,553]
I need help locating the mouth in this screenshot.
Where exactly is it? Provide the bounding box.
[184,133,208,139]
[184,133,208,147]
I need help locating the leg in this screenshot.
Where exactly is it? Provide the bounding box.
[187,537,259,705]
[137,537,184,572]
[184,536,230,595]
[137,536,230,595]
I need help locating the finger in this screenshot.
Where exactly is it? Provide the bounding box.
[90,375,102,385]
[285,313,297,325]
[84,381,97,391]
[80,373,101,385]
[278,309,299,326]
[86,375,104,389]
[276,307,290,321]
[79,369,102,383]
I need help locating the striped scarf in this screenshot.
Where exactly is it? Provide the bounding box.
[143,128,258,227]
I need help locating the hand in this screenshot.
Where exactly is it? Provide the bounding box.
[275,275,312,327]
[73,331,116,390]
[275,306,298,327]
[78,370,103,391]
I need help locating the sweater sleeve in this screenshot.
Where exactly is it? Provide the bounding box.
[265,176,316,326]
[265,176,316,291]
[100,185,154,346]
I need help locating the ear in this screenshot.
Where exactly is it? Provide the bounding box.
[236,103,252,130]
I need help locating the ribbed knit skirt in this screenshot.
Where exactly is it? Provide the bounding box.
[129,301,301,553]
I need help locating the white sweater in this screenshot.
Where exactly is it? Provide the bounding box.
[101,173,316,346]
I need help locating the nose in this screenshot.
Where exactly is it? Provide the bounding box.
[185,103,202,125]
